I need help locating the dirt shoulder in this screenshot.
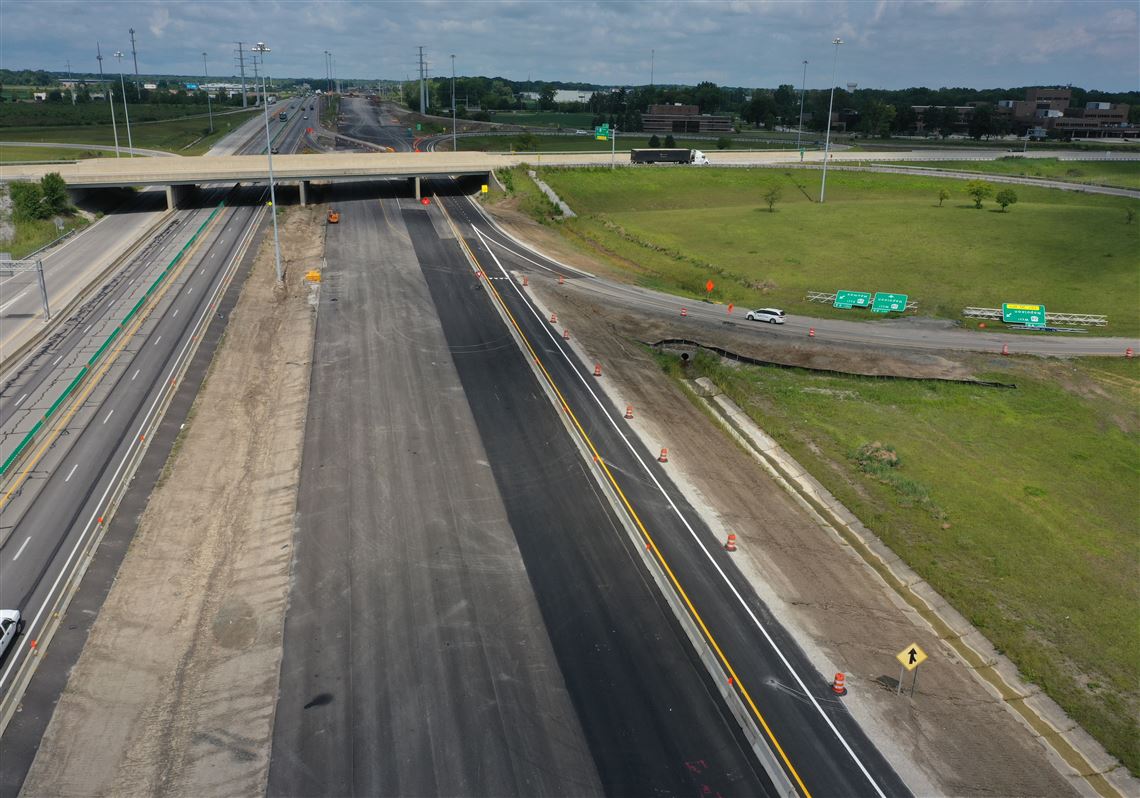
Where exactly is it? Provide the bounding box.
[20,207,319,797]
[521,273,1100,795]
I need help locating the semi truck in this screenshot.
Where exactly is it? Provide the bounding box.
[630,148,710,165]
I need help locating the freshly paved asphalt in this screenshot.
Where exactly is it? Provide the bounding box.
[269,180,775,796]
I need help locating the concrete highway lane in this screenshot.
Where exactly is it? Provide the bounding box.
[436,187,911,797]
[270,182,773,797]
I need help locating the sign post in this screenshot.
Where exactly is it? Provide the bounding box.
[834,290,871,309]
[1002,303,1046,327]
[871,292,909,314]
[895,642,928,696]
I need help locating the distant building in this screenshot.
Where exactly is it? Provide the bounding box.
[996,87,1135,139]
[553,89,592,104]
[642,103,732,134]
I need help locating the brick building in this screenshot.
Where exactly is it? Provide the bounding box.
[642,103,733,134]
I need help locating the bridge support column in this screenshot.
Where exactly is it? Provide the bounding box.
[414,176,421,201]
[165,184,194,210]
[165,185,175,210]
[299,180,309,207]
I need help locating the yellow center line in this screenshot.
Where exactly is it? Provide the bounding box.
[1,210,225,510]
[438,199,813,798]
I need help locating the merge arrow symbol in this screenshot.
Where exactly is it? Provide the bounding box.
[908,648,918,665]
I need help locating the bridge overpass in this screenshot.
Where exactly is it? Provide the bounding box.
[3,149,1134,208]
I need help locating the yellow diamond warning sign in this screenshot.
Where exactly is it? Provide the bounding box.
[896,643,928,672]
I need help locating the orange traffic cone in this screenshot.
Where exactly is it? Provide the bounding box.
[1127,347,1133,359]
[1002,343,1009,356]
[624,404,634,419]
[563,329,570,340]
[522,275,529,286]
[550,312,558,324]
[808,327,816,337]
[681,307,688,317]
[558,274,565,285]
[594,363,602,377]
[658,448,669,463]
[832,673,847,696]
[724,533,737,552]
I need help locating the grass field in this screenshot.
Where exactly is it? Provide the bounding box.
[884,157,1140,189]
[529,167,1140,335]
[0,145,119,162]
[0,199,91,258]
[2,109,260,155]
[659,350,1140,773]
[460,133,798,153]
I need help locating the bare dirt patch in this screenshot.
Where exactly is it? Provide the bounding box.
[20,207,319,797]
[525,278,1085,796]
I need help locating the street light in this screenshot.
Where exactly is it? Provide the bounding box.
[202,52,214,134]
[113,51,134,157]
[796,59,808,157]
[251,42,283,284]
[819,37,842,203]
[451,54,457,152]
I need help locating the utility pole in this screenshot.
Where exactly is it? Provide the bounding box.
[96,42,107,101]
[650,48,654,87]
[66,60,76,104]
[113,50,134,157]
[820,37,843,204]
[796,59,808,156]
[203,52,213,133]
[235,41,248,107]
[129,27,140,94]
[417,46,426,114]
[451,54,456,151]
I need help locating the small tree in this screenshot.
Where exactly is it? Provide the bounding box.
[648,134,660,147]
[40,172,70,215]
[762,185,782,213]
[9,181,46,221]
[1126,207,1136,224]
[994,188,1018,212]
[664,134,676,147]
[514,132,539,152]
[937,188,950,207]
[965,179,993,209]
[716,136,732,150]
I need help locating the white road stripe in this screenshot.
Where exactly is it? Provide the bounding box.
[14,393,27,407]
[103,408,114,424]
[12,537,31,561]
[53,355,63,365]
[131,369,140,380]
[65,463,78,482]
[188,287,194,295]
[153,335,162,346]
[0,289,29,313]
[472,219,889,798]
[172,309,179,318]
[84,325,92,333]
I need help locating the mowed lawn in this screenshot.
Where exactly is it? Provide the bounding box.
[538,168,1140,336]
[2,109,259,155]
[667,351,1140,773]
[885,157,1140,190]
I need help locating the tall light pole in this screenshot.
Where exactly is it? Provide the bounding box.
[819,37,842,203]
[324,50,331,93]
[202,52,214,134]
[796,59,808,155]
[252,42,283,284]
[108,84,121,157]
[113,51,134,157]
[451,54,457,152]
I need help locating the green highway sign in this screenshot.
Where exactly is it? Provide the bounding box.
[871,292,909,313]
[1002,303,1046,327]
[834,290,871,309]
[595,124,610,141]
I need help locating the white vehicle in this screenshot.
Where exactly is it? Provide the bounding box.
[691,149,710,165]
[0,609,22,660]
[745,307,786,324]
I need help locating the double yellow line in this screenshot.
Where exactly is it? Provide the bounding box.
[439,199,812,798]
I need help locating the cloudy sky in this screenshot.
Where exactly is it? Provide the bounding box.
[2,1,1136,91]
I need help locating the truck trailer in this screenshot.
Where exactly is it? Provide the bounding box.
[630,148,709,165]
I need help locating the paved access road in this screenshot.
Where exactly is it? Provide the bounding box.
[335,97,415,152]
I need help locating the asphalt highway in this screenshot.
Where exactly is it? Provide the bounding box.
[0,102,311,794]
[269,181,778,797]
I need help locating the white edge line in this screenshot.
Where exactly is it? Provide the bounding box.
[471,219,889,798]
[0,205,262,692]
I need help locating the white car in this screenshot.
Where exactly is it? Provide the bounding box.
[0,609,22,660]
[746,308,786,324]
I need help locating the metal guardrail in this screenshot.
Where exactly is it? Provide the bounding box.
[806,290,919,311]
[963,307,1108,326]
